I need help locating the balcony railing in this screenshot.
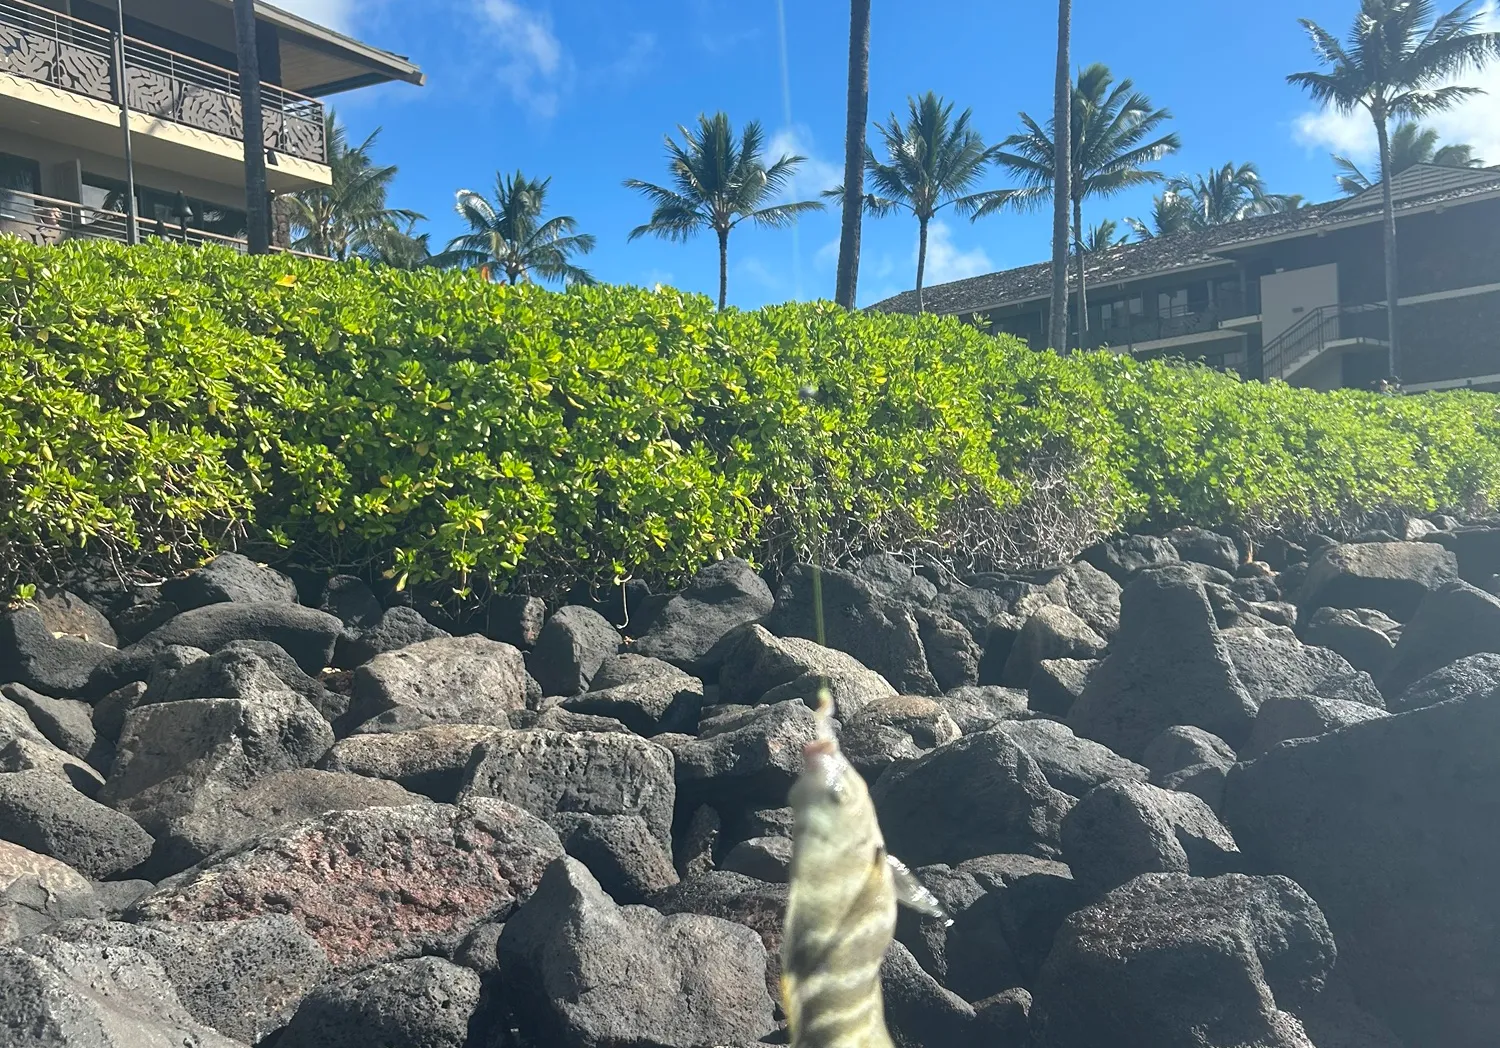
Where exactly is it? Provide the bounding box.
[1262,303,1390,381]
[1085,304,1226,352]
[0,188,321,256]
[0,0,326,164]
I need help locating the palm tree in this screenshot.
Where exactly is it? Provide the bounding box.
[434,171,596,286]
[986,64,1179,348]
[834,0,872,310]
[1289,0,1500,379]
[1083,218,1127,252]
[286,111,423,261]
[1130,162,1302,236]
[836,92,1008,312]
[626,113,824,311]
[1049,0,1072,353]
[366,221,431,269]
[1333,121,1484,194]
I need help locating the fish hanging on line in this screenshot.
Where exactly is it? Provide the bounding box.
[780,684,949,1048]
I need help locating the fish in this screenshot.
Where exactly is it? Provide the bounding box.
[781,685,949,1048]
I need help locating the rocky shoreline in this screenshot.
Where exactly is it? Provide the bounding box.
[4,518,1500,1047]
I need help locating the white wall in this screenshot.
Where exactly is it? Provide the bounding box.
[1261,264,1340,344]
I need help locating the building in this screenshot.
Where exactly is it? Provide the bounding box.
[0,0,422,250]
[871,165,1500,392]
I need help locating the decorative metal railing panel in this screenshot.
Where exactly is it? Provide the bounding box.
[0,0,326,164]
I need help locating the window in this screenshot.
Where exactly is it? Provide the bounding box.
[1101,297,1144,330]
[0,153,41,222]
[1158,288,1189,318]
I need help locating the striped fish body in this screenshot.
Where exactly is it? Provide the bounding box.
[781,735,898,1048]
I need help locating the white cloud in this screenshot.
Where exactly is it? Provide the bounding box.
[813,235,840,269]
[769,126,844,202]
[920,221,993,286]
[1292,2,1500,165]
[473,0,566,117]
[269,0,358,33]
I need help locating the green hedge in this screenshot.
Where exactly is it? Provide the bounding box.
[2,238,1498,599]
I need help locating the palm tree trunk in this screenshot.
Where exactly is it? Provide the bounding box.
[1375,111,1400,380]
[1048,0,1072,353]
[232,0,270,254]
[915,217,929,314]
[1073,194,1088,349]
[717,228,730,311]
[834,0,871,311]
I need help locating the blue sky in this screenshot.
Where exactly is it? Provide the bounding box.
[280,0,1500,309]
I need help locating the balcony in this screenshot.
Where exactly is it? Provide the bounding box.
[0,187,322,256]
[1084,304,1242,354]
[0,0,326,165]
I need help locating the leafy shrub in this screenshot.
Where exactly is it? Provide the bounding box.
[1,238,1498,600]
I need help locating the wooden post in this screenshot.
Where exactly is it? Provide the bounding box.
[233,0,270,254]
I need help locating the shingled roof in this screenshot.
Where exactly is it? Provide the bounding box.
[869,166,1500,317]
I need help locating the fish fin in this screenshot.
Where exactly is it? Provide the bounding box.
[780,970,801,1039]
[888,854,952,926]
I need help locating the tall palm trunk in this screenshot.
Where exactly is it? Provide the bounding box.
[835,0,871,310]
[1375,110,1401,379]
[717,227,730,311]
[1073,193,1088,349]
[233,0,270,254]
[1048,0,1072,353]
[915,216,929,314]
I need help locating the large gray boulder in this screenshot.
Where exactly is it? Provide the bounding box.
[1142,725,1236,780]
[855,552,939,605]
[1300,607,1398,675]
[1299,541,1458,620]
[0,606,116,699]
[499,856,775,1048]
[45,915,329,1044]
[0,840,100,940]
[160,552,299,610]
[563,654,706,736]
[0,694,103,793]
[871,729,1073,866]
[838,695,962,781]
[125,601,343,677]
[766,565,938,694]
[1241,697,1388,759]
[1166,525,1242,573]
[1035,561,1123,638]
[148,767,427,876]
[915,608,983,691]
[0,684,97,766]
[1078,534,1179,583]
[1380,579,1500,695]
[1030,873,1335,1048]
[937,685,1031,733]
[668,699,819,809]
[0,938,241,1047]
[1222,692,1500,1048]
[528,605,620,697]
[995,719,1148,798]
[33,589,116,647]
[1002,605,1107,688]
[881,939,984,1048]
[1069,567,1256,759]
[319,723,508,800]
[558,813,680,903]
[1391,651,1500,713]
[632,558,774,673]
[1028,658,1095,717]
[1060,779,1241,898]
[0,770,153,880]
[100,689,334,837]
[717,624,896,719]
[333,606,448,669]
[343,635,534,733]
[1221,625,1384,710]
[129,799,563,970]
[458,730,676,852]
[647,870,789,1002]
[1425,525,1500,585]
[277,957,483,1048]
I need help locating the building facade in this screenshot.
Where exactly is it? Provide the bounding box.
[872,165,1500,392]
[0,0,422,249]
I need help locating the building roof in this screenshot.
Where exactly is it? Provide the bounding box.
[250,1,425,95]
[869,165,1500,317]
